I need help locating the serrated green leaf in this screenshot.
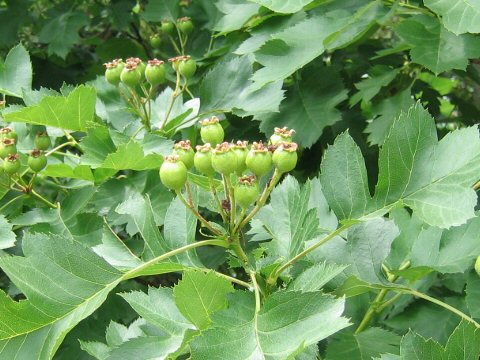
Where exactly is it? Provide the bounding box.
[251,2,383,89]
[374,103,480,228]
[42,163,95,181]
[214,0,260,33]
[101,141,164,171]
[252,176,320,265]
[38,11,89,59]
[400,321,480,359]
[290,261,348,292]
[258,64,348,148]
[190,290,350,360]
[466,272,480,319]
[349,65,400,107]
[116,194,169,260]
[424,0,480,35]
[364,88,414,146]
[0,44,32,98]
[121,287,195,336]
[0,215,15,249]
[320,132,373,220]
[326,328,401,360]
[410,216,480,274]
[249,0,315,13]
[4,85,96,131]
[0,229,209,359]
[173,270,234,330]
[199,56,284,116]
[395,15,480,74]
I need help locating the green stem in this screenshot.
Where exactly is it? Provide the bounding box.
[250,270,261,313]
[354,261,411,334]
[234,169,282,233]
[123,239,228,279]
[270,223,352,284]
[209,176,227,223]
[168,34,182,55]
[45,141,75,157]
[176,190,222,236]
[30,189,58,208]
[230,239,250,269]
[376,293,404,313]
[223,174,235,232]
[197,268,251,289]
[160,71,182,130]
[400,288,480,328]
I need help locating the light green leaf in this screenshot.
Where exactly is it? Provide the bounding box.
[424,0,480,35]
[258,64,348,148]
[173,270,234,330]
[121,287,195,336]
[0,215,15,250]
[4,85,97,131]
[349,65,400,107]
[38,11,89,59]
[395,15,480,74]
[400,321,480,359]
[320,132,373,220]
[466,272,480,319]
[214,0,260,33]
[42,163,95,181]
[364,88,414,146]
[248,0,315,13]
[0,231,207,359]
[199,56,284,117]
[0,44,32,98]
[290,261,348,292]
[116,194,169,260]
[251,2,384,89]
[326,328,401,360]
[410,216,480,274]
[374,103,480,228]
[101,141,164,171]
[253,176,320,264]
[191,290,350,360]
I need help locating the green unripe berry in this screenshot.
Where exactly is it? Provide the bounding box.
[28,149,47,172]
[235,176,259,209]
[194,144,215,176]
[160,155,188,190]
[212,142,237,175]
[233,140,248,176]
[145,59,166,86]
[273,142,298,173]
[161,20,174,34]
[475,256,480,276]
[246,142,272,177]
[4,154,20,175]
[200,116,224,147]
[179,57,196,79]
[173,140,195,169]
[177,17,193,35]
[269,126,295,145]
[35,131,51,150]
[149,34,162,49]
[0,138,17,159]
[0,127,17,141]
[104,59,125,86]
[121,63,142,87]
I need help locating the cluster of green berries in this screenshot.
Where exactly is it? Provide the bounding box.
[104,55,196,88]
[149,17,194,49]
[0,128,50,175]
[159,117,298,209]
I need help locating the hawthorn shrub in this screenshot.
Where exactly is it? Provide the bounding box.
[0,1,479,359]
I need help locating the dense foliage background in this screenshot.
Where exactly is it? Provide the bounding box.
[0,0,479,359]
